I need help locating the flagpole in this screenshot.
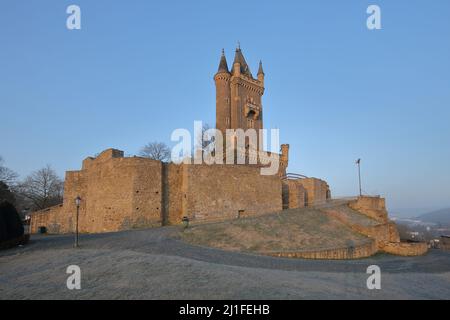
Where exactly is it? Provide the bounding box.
[357,159,362,197]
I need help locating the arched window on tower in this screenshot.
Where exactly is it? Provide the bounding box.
[247,110,256,129]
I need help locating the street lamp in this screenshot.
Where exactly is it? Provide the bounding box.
[74,196,81,248]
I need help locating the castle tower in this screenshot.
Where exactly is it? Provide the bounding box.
[215,46,265,147]
[214,49,231,136]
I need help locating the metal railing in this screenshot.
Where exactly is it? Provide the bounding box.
[281,173,309,180]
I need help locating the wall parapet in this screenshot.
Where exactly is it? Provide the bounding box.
[264,240,377,260]
[348,196,388,223]
[380,241,428,256]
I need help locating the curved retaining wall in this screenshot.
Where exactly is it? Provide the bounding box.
[265,240,377,260]
[380,242,428,256]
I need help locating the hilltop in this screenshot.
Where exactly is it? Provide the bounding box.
[182,207,371,254]
[181,197,429,259]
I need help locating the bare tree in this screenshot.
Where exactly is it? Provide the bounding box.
[18,165,63,211]
[0,156,18,186]
[139,142,171,162]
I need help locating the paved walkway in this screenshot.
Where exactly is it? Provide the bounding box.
[1,227,449,299]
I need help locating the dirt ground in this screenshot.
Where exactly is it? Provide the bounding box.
[1,227,449,300]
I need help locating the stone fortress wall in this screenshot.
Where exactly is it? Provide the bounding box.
[31,148,284,234]
[30,149,427,258]
[282,178,331,209]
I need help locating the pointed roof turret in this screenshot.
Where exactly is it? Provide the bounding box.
[231,44,253,78]
[216,49,229,74]
[258,60,264,75]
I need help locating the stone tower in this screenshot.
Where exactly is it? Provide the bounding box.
[214,46,265,143]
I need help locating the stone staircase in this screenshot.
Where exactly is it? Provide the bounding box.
[319,196,428,257]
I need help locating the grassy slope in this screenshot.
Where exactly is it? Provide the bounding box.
[182,207,371,254]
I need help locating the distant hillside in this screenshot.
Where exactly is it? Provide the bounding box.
[417,208,450,225]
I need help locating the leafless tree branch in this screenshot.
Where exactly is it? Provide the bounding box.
[0,156,19,186]
[17,165,63,211]
[139,142,171,162]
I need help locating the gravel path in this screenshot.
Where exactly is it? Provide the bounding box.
[1,227,449,299]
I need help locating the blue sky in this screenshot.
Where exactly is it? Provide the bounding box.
[1,0,449,216]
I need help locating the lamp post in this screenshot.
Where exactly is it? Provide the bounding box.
[74,196,81,248]
[356,159,362,197]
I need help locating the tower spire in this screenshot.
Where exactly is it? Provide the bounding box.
[216,48,229,74]
[258,60,264,75]
[231,44,252,77]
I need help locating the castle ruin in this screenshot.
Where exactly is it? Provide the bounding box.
[31,47,333,234]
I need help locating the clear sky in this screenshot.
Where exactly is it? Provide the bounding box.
[1,0,449,216]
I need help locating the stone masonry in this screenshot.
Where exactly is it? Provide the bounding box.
[31,149,283,234]
[282,178,331,209]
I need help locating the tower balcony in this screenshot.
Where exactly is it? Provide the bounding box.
[245,103,261,120]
